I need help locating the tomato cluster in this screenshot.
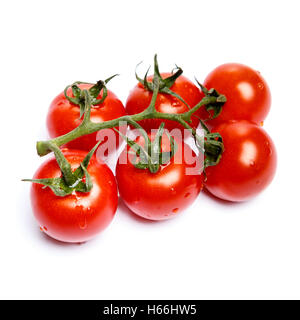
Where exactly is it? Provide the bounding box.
[26,59,277,243]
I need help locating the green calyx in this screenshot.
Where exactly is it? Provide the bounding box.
[22,141,100,196]
[116,123,177,174]
[195,79,227,119]
[64,74,118,118]
[197,120,224,167]
[136,54,190,108]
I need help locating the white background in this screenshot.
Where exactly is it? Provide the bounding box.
[1,0,299,299]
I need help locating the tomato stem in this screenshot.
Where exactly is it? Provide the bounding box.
[36,55,226,169]
[23,141,101,196]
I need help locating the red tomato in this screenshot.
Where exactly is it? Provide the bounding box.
[30,149,118,243]
[125,73,203,132]
[47,84,126,153]
[116,132,203,220]
[202,63,271,127]
[205,121,277,202]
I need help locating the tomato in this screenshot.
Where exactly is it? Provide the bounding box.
[125,73,203,132]
[47,84,126,153]
[205,121,277,202]
[202,63,271,127]
[116,132,203,220]
[30,149,118,243]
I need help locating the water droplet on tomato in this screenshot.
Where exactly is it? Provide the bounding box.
[172,208,179,213]
[184,192,191,198]
[79,218,87,230]
[260,121,264,126]
[258,82,264,90]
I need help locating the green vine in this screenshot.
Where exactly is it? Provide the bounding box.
[31,55,226,195]
[23,140,101,196]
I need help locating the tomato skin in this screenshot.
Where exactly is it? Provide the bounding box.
[125,73,204,132]
[116,133,203,220]
[202,63,271,127]
[30,150,118,243]
[47,84,126,152]
[205,121,277,202]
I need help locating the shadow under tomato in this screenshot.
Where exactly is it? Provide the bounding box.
[117,197,171,225]
[38,231,88,247]
[202,188,246,207]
